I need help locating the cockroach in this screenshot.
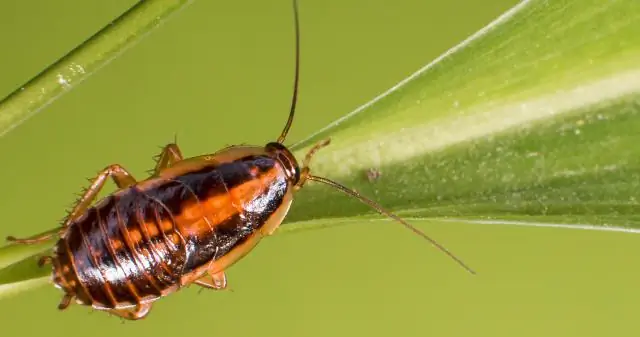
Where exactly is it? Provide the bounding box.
[7,0,475,321]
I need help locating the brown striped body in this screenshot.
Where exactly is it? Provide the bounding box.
[49,145,297,310]
[5,0,474,320]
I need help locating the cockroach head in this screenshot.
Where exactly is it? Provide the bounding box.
[265,142,301,185]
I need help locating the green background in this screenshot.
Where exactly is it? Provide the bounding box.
[1,1,639,336]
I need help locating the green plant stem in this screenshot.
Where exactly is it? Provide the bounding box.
[0,0,194,138]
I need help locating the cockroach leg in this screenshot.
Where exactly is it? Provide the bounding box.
[106,303,152,321]
[152,143,184,175]
[194,271,228,290]
[7,164,137,244]
[295,138,331,190]
[63,164,137,228]
[211,271,227,289]
[6,232,59,244]
[58,294,74,310]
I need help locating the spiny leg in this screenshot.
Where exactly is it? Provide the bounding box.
[194,271,228,291]
[66,164,137,227]
[7,164,137,244]
[8,163,138,316]
[151,143,184,175]
[106,303,152,321]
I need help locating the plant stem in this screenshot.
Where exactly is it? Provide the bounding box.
[0,0,194,138]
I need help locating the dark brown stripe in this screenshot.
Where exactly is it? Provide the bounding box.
[182,213,244,273]
[143,194,179,253]
[181,164,288,273]
[174,155,275,205]
[148,198,188,271]
[131,196,176,286]
[162,177,216,277]
[60,239,93,305]
[95,197,142,305]
[219,167,244,216]
[93,204,130,306]
[113,200,164,297]
[165,178,206,241]
[78,207,118,308]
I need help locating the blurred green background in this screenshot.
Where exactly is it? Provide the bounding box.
[1,1,640,336]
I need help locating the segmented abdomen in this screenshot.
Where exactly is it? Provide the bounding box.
[51,153,290,309]
[53,189,187,310]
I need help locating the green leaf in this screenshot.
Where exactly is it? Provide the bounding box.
[1,0,639,305]
[287,0,640,227]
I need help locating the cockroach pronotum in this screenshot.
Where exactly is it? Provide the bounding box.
[6,0,475,321]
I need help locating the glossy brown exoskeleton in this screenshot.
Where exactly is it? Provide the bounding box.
[7,0,475,320]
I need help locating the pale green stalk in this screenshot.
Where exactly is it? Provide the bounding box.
[0,0,194,138]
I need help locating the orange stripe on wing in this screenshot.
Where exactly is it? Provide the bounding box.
[178,167,282,239]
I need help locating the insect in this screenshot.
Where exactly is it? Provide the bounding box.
[6,0,475,321]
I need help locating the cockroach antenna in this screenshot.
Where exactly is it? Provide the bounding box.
[279,0,476,275]
[276,0,301,145]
